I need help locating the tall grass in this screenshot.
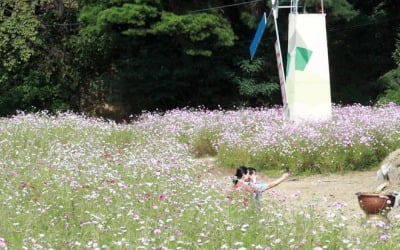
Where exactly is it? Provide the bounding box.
[0,106,399,248]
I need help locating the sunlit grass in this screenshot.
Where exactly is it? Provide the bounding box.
[0,105,399,248]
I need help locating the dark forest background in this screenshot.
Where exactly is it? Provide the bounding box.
[1,0,400,120]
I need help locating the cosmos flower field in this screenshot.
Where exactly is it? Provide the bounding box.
[1,104,400,249]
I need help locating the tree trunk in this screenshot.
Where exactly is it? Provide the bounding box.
[54,0,64,19]
[168,0,176,12]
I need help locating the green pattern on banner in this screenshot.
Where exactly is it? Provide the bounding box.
[286,53,291,77]
[295,47,312,71]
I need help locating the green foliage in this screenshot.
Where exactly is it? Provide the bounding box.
[212,108,400,175]
[106,42,238,115]
[234,58,280,105]
[0,1,39,73]
[0,0,399,117]
[239,12,258,29]
[376,67,400,105]
[75,0,239,118]
[217,139,397,175]
[80,1,235,51]
[99,4,159,35]
[323,0,358,20]
[104,129,145,146]
[0,1,85,115]
[217,145,253,167]
[191,127,220,157]
[329,1,398,104]
[394,32,400,66]
[80,2,235,56]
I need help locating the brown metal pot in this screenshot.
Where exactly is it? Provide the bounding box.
[355,192,396,225]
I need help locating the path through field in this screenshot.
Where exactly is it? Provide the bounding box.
[200,157,400,229]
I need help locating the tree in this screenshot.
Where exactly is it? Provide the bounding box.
[2,0,399,117]
[0,0,83,115]
[0,0,40,114]
[0,1,39,76]
[76,0,238,116]
[394,31,400,66]
[376,29,400,105]
[328,0,399,104]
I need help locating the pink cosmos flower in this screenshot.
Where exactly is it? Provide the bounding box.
[145,193,150,199]
[175,230,182,236]
[0,239,6,248]
[159,194,166,201]
[333,201,347,208]
[380,234,389,241]
[153,229,161,235]
[102,153,112,158]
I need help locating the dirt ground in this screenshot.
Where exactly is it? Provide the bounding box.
[201,158,400,222]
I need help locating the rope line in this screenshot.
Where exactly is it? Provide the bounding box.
[327,16,400,32]
[189,0,264,13]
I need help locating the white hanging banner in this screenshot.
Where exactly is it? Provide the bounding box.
[285,13,332,121]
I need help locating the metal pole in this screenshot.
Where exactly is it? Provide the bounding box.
[290,0,298,14]
[321,0,324,13]
[273,15,288,108]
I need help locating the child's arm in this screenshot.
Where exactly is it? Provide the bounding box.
[265,172,290,191]
[239,182,259,193]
